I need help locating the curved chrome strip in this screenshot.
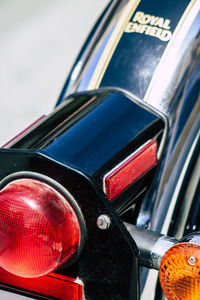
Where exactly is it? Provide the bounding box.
[88,0,141,90]
[174,152,200,238]
[141,130,200,300]
[141,269,159,300]
[161,130,200,235]
[143,0,200,113]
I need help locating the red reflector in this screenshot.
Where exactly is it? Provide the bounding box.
[0,267,83,300]
[0,178,81,278]
[104,140,158,201]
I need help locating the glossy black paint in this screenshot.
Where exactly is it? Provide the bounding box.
[42,92,158,175]
[55,0,199,297]
[9,90,163,214]
[56,0,115,105]
[149,58,200,235]
[0,150,139,300]
[57,0,190,103]
[138,14,200,297]
[56,0,127,102]
[0,0,200,299]
[135,11,200,231]
[100,0,190,99]
[55,1,200,248]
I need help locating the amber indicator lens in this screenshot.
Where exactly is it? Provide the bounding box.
[159,242,200,300]
[104,140,157,201]
[0,178,81,278]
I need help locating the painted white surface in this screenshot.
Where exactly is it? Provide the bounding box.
[0,0,109,145]
[0,0,108,297]
[0,289,33,300]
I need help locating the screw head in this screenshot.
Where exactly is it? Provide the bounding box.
[97,215,111,230]
[188,256,196,265]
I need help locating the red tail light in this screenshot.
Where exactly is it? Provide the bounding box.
[104,140,158,201]
[0,177,83,278]
[0,267,83,300]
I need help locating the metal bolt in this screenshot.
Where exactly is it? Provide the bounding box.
[192,225,197,230]
[97,215,111,230]
[188,256,196,265]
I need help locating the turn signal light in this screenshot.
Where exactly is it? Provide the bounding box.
[104,140,157,201]
[159,242,200,299]
[0,177,82,278]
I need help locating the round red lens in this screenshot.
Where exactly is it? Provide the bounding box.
[0,178,81,278]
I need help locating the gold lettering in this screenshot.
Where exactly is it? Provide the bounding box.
[140,14,152,24]
[154,17,164,28]
[132,22,141,33]
[149,26,158,37]
[139,25,149,34]
[145,25,152,35]
[125,22,134,33]
[132,11,144,23]
[149,15,159,26]
[160,30,172,41]
[125,22,142,33]
[125,11,172,42]
[155,28,163,38]
[163,19,171,30]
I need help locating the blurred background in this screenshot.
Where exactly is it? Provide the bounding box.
[0,0,109,146]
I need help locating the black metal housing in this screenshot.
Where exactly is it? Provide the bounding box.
[7,90,165,214]
[0,150,140,299]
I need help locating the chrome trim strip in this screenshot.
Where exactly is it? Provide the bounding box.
[141,269,159,300]
[143,0,200,113]
[124,222,177,270]
[141,131,200,300]
[161,131,200,235]
[88,0,141,90]
[151,235,176,270]
[173,153,200,238]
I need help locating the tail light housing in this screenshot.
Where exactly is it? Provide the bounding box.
[0,173,85,278]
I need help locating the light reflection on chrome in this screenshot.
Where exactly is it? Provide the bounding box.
[144,1,200,116]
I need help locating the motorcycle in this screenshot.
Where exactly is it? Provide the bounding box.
[0,0,199,299]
